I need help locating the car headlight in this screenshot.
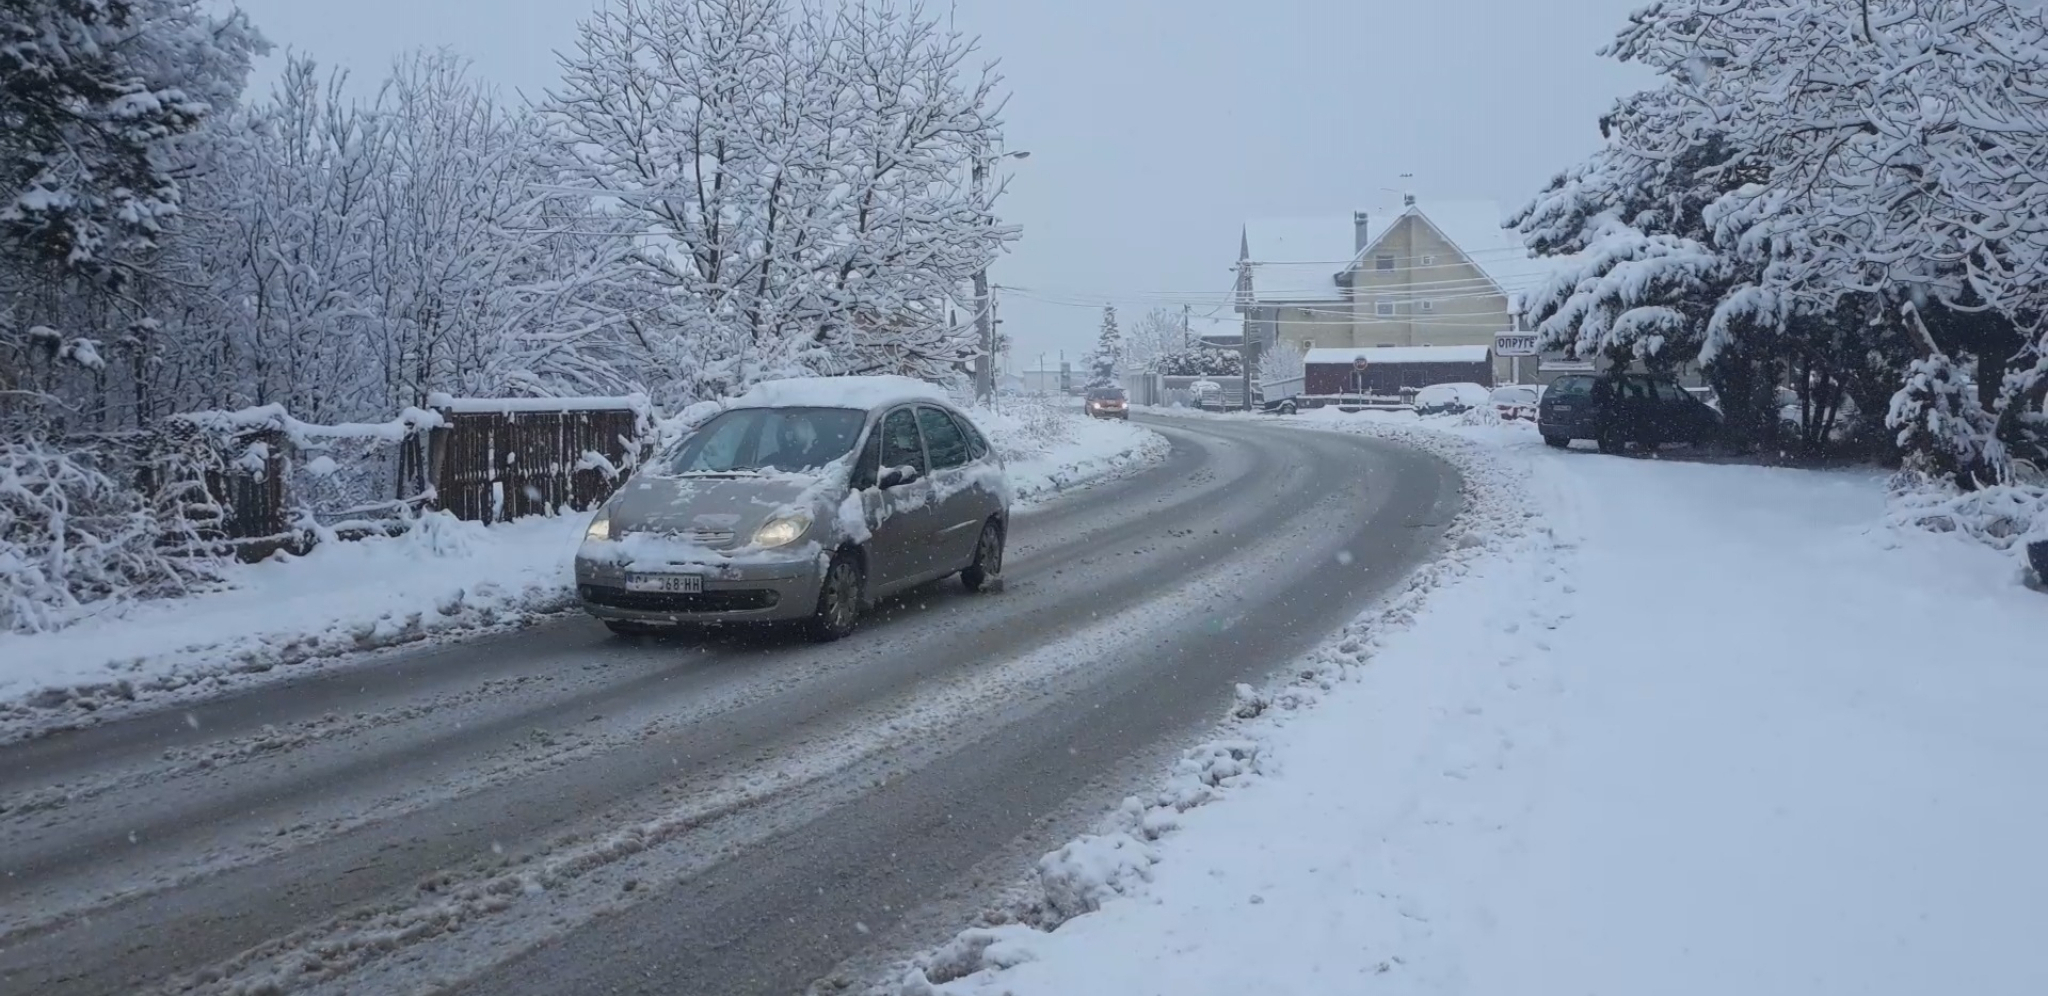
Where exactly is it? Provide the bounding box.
[752,514,812,549]
[584,510,613,542]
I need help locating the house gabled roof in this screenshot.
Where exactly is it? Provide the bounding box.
[1239,217,1355,304]
[1356,200,1584,303]
[1238,200,1584,309]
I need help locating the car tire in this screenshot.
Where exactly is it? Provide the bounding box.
[1278,401,1297,415]
[807,550,864,642]
[1542,434,1568,449]
[961,520,1005,593]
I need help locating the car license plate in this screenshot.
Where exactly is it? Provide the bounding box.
[626,573,703,594]
[1551,404,1573,412]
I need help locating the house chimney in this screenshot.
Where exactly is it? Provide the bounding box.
[1402,192,1416,207]
[1353,211,1370,253]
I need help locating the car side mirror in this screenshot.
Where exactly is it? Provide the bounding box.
[879,465,921,489]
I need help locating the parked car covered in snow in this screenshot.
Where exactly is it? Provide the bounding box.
[1489,384,1543,421]
[1413,382,1491,417]
[576,376,1009,641]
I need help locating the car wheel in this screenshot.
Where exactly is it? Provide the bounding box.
[1278,401,1297,415]
[961,520,1005,593]
[807,551,864,642]
[1542,434,1568,449]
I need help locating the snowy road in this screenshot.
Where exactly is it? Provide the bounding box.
[0,415,1459,996]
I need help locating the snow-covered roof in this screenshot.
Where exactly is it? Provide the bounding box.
[1238,200,1586,307]
[728,375,949,411]
[1240,217,1354,303]
[1303,345,1490,365]
[1364,200,1587,301]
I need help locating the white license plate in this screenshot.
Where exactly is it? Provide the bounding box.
[625,573,703,594]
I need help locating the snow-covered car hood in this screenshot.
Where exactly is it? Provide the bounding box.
[603,472,837,550]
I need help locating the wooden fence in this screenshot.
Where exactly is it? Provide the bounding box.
[418,396,652,524]
[114,396,653,560]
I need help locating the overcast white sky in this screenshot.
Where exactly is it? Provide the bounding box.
[226,0,1652,364]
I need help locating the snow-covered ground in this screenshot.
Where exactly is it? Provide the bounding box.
[979,396,1169,503]
[898,410,2048,996]
[0,405,1164,740]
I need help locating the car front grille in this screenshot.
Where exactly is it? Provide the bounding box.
[580,586,779,612]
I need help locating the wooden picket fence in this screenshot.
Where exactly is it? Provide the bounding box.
[416,396,652,524]
[117,395,654,560]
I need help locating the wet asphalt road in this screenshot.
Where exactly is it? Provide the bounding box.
[0,414,1459,996]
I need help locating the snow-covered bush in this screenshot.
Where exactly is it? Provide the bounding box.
[0,435,222,633]
[1888,354,2004,487]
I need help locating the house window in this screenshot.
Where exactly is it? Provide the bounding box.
[1375,254,1395,271]
[1419,300,1435,313]
[1375,301,1395,317]
[1421,254,1437,267]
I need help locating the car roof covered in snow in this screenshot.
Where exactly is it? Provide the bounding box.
[726,375,952,412]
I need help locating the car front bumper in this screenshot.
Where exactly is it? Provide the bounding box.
[573,551,824,625]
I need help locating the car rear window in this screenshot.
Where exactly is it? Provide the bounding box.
[1548,376,1593,399]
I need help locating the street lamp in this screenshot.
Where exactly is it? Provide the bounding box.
[973,149,1030,402]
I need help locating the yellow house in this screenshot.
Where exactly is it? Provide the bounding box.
[1235,197,1581,384]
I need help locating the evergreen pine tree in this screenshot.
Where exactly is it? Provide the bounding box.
[1088,305,1121,387]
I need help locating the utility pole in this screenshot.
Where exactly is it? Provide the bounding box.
[1235,260,1254,411]
[1181,304,1191,351]
[971,151,993,403]
[971,147,1030,403]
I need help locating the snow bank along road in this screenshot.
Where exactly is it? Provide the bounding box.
[0,415,1460,996]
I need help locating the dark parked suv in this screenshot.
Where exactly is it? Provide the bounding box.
[1538,373,1721,452]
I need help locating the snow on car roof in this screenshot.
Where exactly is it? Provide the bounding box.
[726,375,951,412]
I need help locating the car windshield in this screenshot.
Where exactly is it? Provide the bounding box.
[1087,389,1126,401]
[663,406,866,475]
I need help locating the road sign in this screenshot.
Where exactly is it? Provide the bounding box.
[1494,332,1540,357]
[1352,355,1370,370]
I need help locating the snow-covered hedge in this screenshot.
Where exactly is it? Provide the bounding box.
[0,435,223,634]
[1888,471,2048,577]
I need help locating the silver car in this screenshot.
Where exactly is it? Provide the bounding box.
[575,378,1010,641]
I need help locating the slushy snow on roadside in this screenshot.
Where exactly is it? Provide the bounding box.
[0,399,1165,741]
[899,410,2048,996]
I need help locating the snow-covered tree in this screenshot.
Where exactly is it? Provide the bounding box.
[1087,305,1121,387]
[1512,0,2048,472]
[0,0,263,630]
[0,0,263,279]
[1123,307,1188,372]
[544,0,1014,403]
[1257,337,1303,385]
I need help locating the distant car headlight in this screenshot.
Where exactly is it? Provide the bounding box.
[584,509,613,542]
[752,513,812,549]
